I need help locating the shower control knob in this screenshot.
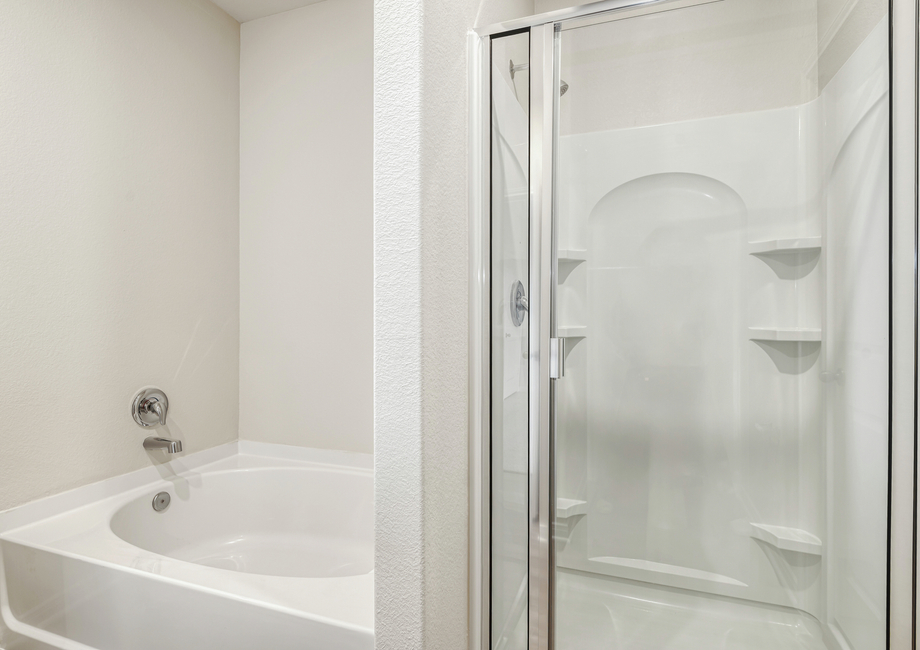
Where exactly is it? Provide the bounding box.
[511,280,528,327]
[132,387,169,428]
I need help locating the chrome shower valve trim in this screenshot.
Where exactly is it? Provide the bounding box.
[132,387,169,428]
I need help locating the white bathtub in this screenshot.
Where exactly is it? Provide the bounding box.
[0,442,374,650]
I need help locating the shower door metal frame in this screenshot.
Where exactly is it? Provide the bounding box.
[469,1,919,648]
[888,1,918,647]
[526,21,556,650]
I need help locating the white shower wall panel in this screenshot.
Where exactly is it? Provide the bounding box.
[554,15,888,632]
[821,17,889,650]
[556,102,825,615]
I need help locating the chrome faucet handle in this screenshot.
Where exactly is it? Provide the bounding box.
[132,388,169,428]
[149,400,167,426]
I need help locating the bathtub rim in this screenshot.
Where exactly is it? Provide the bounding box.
[0,440,372,534]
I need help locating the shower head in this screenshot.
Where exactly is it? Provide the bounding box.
[560,80,569,96]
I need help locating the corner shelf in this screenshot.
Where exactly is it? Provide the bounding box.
[557,325,587,339]
[556,498,588,519]
[554,498,587,550]
[748,327,821,342]
[750,523,822,555]
[558,249,587,265]
[587,557,747,587]
[748,237,822,256]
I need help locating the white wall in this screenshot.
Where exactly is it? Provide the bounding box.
[0,0,240,513]
[817,0,886,87]
[374,0,533,648]
[239,0,373,454]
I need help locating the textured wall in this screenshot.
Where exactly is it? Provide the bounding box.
[374,0,424,643]
[374,0,532,648]
[0,0,240,512]
[240,0,373,453]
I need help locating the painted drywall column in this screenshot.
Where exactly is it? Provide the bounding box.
[240,0,373,454]
[374,0,532,647]
[0,0,240,513]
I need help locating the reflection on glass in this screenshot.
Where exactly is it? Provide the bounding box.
[551,2,890,649]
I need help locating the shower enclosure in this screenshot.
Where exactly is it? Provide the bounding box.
[471,0,917,648]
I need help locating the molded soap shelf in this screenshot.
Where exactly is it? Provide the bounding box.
[749,523,822,555]
[557,326,587,338]
[558,249,587,265]
[554,498,587,550]
[556,498,588,520]
[748,327,821,342]
[748,237,822,255]
[588,557,747,587]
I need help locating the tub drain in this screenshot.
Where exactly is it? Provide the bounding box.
[152,492,171,512]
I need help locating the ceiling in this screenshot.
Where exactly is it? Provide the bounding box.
[210,0,327,23]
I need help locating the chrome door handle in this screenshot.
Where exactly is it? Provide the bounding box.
[549,337,565,379]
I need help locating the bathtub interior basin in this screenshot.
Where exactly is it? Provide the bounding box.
[0,443,375,650]
[109,466,373,578]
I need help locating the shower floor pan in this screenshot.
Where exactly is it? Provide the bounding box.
[555,570,828,650]
[0,441,373,650]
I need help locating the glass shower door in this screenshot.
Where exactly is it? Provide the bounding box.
[549,2,890,649]
[490,31,530,650]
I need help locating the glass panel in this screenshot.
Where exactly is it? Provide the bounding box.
[551,2,890,649]
[490,31,530,650]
